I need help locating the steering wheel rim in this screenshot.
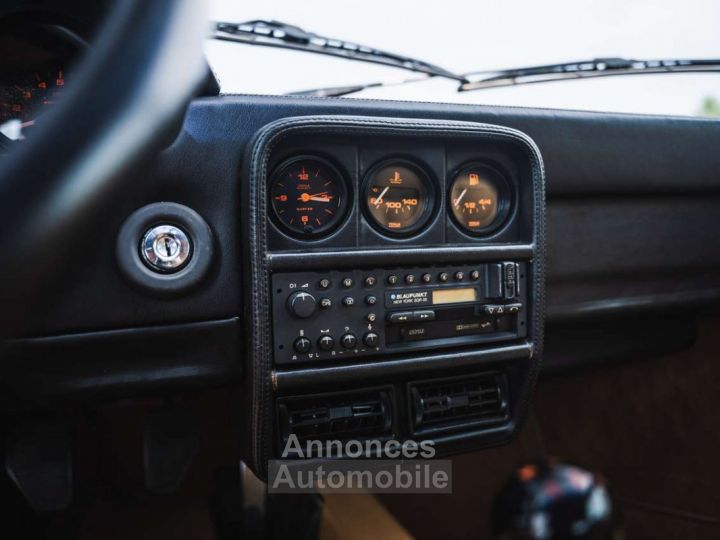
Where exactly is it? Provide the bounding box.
[0,0,209,335]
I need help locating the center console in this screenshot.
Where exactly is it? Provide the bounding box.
[242,115,545,476]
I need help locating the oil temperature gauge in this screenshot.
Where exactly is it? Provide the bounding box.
[363,160,434,236]
[448,164,511,235]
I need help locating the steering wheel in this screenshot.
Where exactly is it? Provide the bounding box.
[0,0,209,335]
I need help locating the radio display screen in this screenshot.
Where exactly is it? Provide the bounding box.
[432,287,477,305]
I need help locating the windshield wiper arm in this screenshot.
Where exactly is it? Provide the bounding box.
[213,20,467,83]
[460,57,720,91]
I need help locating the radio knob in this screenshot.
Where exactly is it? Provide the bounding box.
[318,335,335,350]
[363,332,380,347]
[341,333,357,349]
[287,291,317,319]
[293,336,312,354]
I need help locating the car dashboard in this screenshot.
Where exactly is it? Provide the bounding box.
[2,0,720,488]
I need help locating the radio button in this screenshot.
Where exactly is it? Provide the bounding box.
[318,335,335,350]
[365,295,377,306]
[388,311,413,323]
[421,273,432,283]
[319,278,331,289]
[342,277,354,288]
[507,303,523,314]
[438,272,449,282]
[341,333,357,349]
[293,336,312,354]
[363,332,380,347]
[405,274,415,285]
[319,298,333,309]
[413,310,435,321]
[503,262,519,298]
[486,264,503,298]
[364,276,377,287]
[342,296,355,307]
[387,274,399,285]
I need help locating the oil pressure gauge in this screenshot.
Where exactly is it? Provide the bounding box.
[448,163,511,235]
[363,159,435,236]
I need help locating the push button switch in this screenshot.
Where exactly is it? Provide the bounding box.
[413,310,435,321]
[387,311,413,323]
[486,263,503,298]
[503,262,520,299]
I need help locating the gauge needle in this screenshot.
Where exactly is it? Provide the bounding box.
[374,186,390,207]
[453,188,468,208]
[298,192,331,202]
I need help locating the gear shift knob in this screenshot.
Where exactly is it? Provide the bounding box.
[492,460,616,540]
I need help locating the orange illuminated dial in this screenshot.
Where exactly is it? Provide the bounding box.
[269,157,349,238]
[449,164,510,235]
[363,160,434,235]
[0,68,67,125]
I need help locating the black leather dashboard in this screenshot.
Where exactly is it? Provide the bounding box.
[3,95,720,466]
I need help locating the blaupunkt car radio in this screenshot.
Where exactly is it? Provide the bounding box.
[270,262,528,365]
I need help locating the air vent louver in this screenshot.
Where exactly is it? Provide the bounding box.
[410,373,509,435]
[277,388,393,448]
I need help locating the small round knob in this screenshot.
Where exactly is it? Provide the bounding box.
[341,333,357,349]
[293,336,312,354]
[363,332,379,347]
[140,224,192,273]
[287,291,317,319]
[318,335,335,351]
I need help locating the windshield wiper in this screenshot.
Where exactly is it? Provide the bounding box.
[213,20,467,83]
[460,57,720,91]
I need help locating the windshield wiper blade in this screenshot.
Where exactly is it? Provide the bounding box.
[213,20,467,83]
[460,57,720,91]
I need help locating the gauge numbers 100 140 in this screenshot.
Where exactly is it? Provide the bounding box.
[363,160,435,236]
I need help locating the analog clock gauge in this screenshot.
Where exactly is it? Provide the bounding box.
[269,157,349,238]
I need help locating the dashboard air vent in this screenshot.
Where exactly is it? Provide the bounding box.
[410,373,509,435]
[277,388,394,449]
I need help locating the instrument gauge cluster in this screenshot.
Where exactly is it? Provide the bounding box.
[0,19,86,135]
[268,155,514,241]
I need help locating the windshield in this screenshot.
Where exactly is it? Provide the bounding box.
[206,0,720,117]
